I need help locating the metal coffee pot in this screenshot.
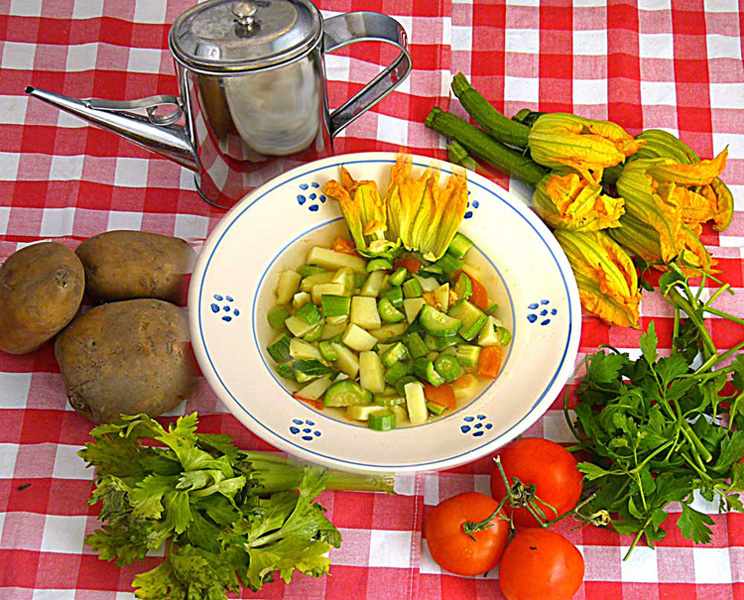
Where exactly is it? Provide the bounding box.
[26,0,411,208]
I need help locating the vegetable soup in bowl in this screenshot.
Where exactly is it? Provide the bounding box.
[189,153,581,473]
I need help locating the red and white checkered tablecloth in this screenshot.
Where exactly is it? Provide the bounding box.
[1,0,743,598]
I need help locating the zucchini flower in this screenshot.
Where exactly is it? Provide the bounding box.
[528,113,645,184]
[554,229,641,329]
[323,168,398,258]
[386,155,468,261]
[532,170,624,232]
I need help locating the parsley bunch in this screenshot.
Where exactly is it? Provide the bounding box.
[566,265,744,558]
[79,413,394,599]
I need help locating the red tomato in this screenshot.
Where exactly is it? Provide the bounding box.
[333,236,357,255]
[424,492,509,576]
[499,528,584,600]
[394,256,422,273]
[490,438,583,527]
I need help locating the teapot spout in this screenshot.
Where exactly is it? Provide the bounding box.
[25,86,198,171]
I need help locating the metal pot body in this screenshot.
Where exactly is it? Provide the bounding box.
[180,42,331,208]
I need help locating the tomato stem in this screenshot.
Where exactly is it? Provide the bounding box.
[461,496,509,542]
[492,456,558,527]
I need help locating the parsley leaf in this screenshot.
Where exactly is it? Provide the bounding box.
[677,503,715,544]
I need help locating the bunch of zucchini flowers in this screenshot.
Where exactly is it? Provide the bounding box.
[426,74,733,329]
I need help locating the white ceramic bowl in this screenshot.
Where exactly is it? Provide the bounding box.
[188,152,581,473]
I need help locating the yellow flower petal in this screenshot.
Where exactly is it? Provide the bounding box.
[701,177,734,232]
[647,148,728,186]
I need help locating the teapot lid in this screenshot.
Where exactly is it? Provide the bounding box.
[169,0,322,74]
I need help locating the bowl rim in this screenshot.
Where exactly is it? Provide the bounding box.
[188,151,582,473]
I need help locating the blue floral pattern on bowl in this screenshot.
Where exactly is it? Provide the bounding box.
[210,294,240,322]
[460,414,493,437]
[289,418,322,442]
[297,181,326,212]
[464,191,479,219]
[527,299,557,326]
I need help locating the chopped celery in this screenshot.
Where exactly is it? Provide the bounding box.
[381,342,409,367]
[368,409,396,431]
[378,297,405,323]
[267,333,291,362]
[486,302,500,315]
[388,267,408,287]
[295,302,321,325]
[447,232,474,259]
[455,344,481,367]
[402,278,423,298]
[426,401,447,416]
[434,354,462,383]
[267,306,290,329]
[321,295,351,317]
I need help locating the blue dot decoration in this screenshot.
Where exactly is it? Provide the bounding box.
[299,183,309,190]
[464,211,473,219]
[527,314,538,323]
[311,181,320,188]
[226,295,234,302]
[473,431,484,437]
[528,303,539,310]
[540,309,548,316]
[222,316,232,322]
[320,195,326,203]
[210,303,220,313]
[473,200,479,208]
[309,193,317,200]
[540,299,549,305]
[461,414,493,437]
[477,414,486,420]
[461,425,471,434]
[309,204,319,212]
[290,426,300,434]
[527,299,555,326]
[289,419,322,441]
[213,294,224,301]
[464,416,475,423]
[297,194,306,205]
[292,419,303,425]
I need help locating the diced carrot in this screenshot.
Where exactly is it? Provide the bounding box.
[467,273,489,311]
[423,382,456,408]
[477,345,502,379]
[292,392,324,410]
[333,236,357,255]
[394,256,422,273]
[453,373,477,390]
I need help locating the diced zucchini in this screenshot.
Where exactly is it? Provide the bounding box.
[434,354,463,383]
[275,362,295,381]
[395,375,419,395]
[318,340,339,361]
[267,333,291,362]
[359,351,386,393]
[413,274,440,293]
[325,315,349,327]
[452,272,472,305]
[478,315,504,347]
[426,401,448,416]
[285,315,316,337]
[380,286,404,308]
[378,297,405,323]
[381,342,409,367]
[368,409,396,431]
[388,267,408,287]
[275,270,301,305]
[301,271,335,292]
[350,296,382,330]
[384,361,409,385]
[412,357,446,386]
[390,404,409,425]
[424,334,459,352]
[324,380,372,407]
[404,332,429,359]
[289,338,323,361]
[403,298,426,323]
[331,267,355,295]
[341,323,378,352]
[419,304,462,337]
[455,344,482,367]
[433,283,450,312]
[374,393,407,406]
[367,257,393,272]
[486,302,500,315]
[448,300,487,340]
[434,253,463,278]
[447,232,474,259]
[347,404,388,421]
[295,302,321,325]
[311,282,346,304]
[267,306,290,329]
[353,272,368,291]
[322,295,351,317]
[321,321,347,339]
[296,376,334,400]
[307,246,367,273]
[293,359,333,382]
[302,323,324,343]
[297,265,327,278]
[331,342,359,378]
[403,278,423,298]
[361,270,385,297]
[368,323,407,341]
[404,382,428,426]
[292,291,311,310]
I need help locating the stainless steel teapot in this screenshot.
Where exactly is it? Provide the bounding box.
[26,0,411,208]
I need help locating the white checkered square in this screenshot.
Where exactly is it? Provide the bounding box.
[65,43,98,72]
[114,157,150,187]
[40,515,88,553]
[574,29,607,56]
[133,0,166,23]
[0,373,32,409]
[39,207,76,237]
[504,75,539,103]
[376,113,408,146]
[423,474,439,506]
[53,444,92,480]
[173,213,209,240]
[710,83,744,109]
[0,95,29,125]
[639,33,674,59]
[0,206,9,236]
[127,47,163,74]
[620,545,658,582]
[2,42,36,70]
[542,410,576,443]
[574,79,608,105]
[8,0,42,17]
[72,0,104,19]
[505,29,539,54]
[452,25,471,52]
[394,473,416,496]
[49,155,84,182]
[0,444,19,478]
[704,0,738,11]
[712,132,744,161]
[367,530,412,568]
[693,547,732,584]
[638,0,672,10]
[106,211,143,231]
[33,591,76,600]
[640,80,676,106]
[707,34,741,59]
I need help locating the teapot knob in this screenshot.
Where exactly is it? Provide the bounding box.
[232,1,258,28]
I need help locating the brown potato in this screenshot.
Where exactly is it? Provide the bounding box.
[75,230,196,305]
[0,242,85,355]
[55,298,198,423]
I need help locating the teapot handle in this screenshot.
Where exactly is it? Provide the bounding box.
[323,12,412,138]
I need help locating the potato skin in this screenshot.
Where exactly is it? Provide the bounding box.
[75,230,196,305]
[55,298,198,423]
[0,242,85,355]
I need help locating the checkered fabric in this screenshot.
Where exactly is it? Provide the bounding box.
[1,0,743,598]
